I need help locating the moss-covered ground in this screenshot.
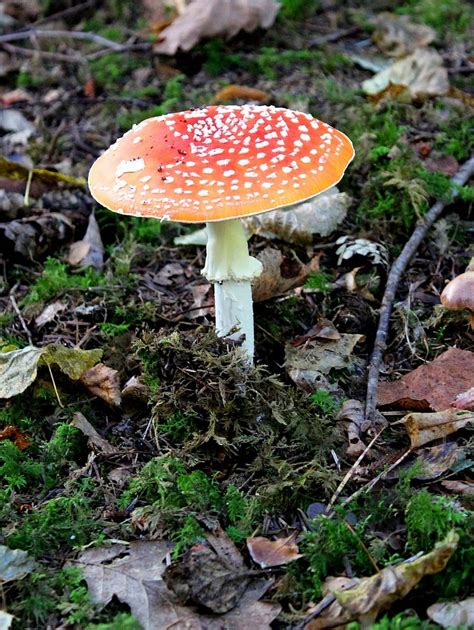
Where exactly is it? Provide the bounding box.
[0,0,473,627]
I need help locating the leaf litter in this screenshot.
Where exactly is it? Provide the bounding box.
[0,1,473,627]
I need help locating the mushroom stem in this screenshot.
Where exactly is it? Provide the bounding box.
[202,219,262,363]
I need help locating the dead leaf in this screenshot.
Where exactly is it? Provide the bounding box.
[336,399,369,458]
[0,545,35,583]
[362,48,449,100]
[0,344,103,399]
[452,386,474,410]
[3,0,39,20]
[285,333,364,377]
[1,213,74,259]
[77,540,279,630]
[0,88,32,106]
[155,0,280,54]
[247,534,302,568]
[291,319,341,347]
[0,155,85,189]
[424,154,459,177]
[154,262,184,287]
[372,13,436,58]
[410,442,460,480]
[0,425,31,450]
[213,85,269,103]
[164,544,252,613]
[71,412,118,455]
[252,248,320,302]
[122,376,150,403]
[40,344,102,381]
[79,363,121,406]
[427,598,474,628]
[403,409,473,449]
[34,302,67,328]
[0,346,44,399]
[377,348,474,411]
[441,480,474,496]
[0,110,35,146]
[244,188,351,244]
[307,531,458,628]
[67,211,104,271]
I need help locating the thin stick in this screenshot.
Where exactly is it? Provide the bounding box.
[47,363,64,408]
[0,29,124,49]
[338,448,412,512]
[1,42,85,63]
[365,155,474,424]
[9,292,33,345]
[326,426,386,513]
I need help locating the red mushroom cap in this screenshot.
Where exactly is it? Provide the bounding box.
[88,105,354,223]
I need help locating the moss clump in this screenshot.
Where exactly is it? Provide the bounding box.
[119,455,260,555]
[405,490,473,598]
[23,257,104,306]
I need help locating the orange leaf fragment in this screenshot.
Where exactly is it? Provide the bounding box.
[0,425,31,450]
[247,533,302,568]
[213,85,269,104]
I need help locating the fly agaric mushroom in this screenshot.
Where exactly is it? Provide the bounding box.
[88,105,354,362]
[440,258,474,329]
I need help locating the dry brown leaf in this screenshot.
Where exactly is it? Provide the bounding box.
[71,412,118,455]
[247,534,302,568]
[403,409,473,449]
[306,531,458,628]
[67,211,104,271]
[452,386,474,410]
[77,540,279,630]
[424,154,459,177]
[427,598,474,628]
[0,425,31,450]
[243,188,351,244]
[441,480,474,496]
[377,348,474,411]
[34,301,67,328]
[213,84,269,103]
[336,399,368,458]
[155,0,280,54]
[285,333,364,377]
[372,13,436,58]
[80,363,121,407]
[410,442,460,480]
[252,248,320,302]
[291,319,341,347]
[362,48,449,100]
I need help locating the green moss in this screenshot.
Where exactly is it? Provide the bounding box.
[304,270,331,292]
[405,490,472,597]
[295,510,373,598]
[396,0,473,37]
[117,75,185,128]
[309,390,341,416]
[89,53,147,91]
[23,257,104,306]
[347,613,439,630]
[119,455,260,554]
[7,484,102,557]
[256,48,350,80]
[86,613,142,629]
[0,441,42,491]
[279,0,320,19]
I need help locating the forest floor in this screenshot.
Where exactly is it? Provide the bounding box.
[0,0,473,628]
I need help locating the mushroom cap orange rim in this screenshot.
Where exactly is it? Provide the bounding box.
[88,105,355,224]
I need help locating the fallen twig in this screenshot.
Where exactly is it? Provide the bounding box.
[365,155,474,424]
[0,28,124,49]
